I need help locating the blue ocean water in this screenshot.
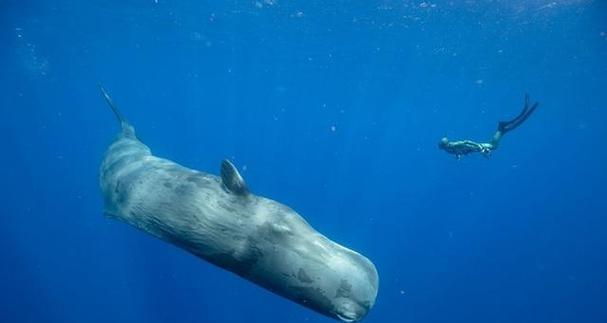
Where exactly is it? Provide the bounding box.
[1,1,607,322]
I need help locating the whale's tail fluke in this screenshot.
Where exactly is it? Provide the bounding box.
[98,84,136,137]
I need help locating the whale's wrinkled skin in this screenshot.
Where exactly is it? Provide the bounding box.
[98,87,379,322]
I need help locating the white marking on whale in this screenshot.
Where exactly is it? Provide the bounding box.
[98,86,379,321]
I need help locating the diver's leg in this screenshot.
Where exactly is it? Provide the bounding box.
[490,130,503,148]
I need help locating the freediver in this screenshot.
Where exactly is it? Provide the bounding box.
[439,94,538,160]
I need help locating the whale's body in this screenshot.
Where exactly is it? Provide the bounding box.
[98,87,378,322]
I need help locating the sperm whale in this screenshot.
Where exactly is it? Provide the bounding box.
[98,86,379,322]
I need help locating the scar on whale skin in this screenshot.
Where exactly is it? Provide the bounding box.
[98,85,379,322]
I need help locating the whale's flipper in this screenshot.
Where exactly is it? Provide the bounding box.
[221,159,249,195]
[98,84,136,138]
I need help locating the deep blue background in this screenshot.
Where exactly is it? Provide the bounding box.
[1,1,606,322]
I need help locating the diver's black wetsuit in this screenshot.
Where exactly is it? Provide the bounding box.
[439,94,539,159]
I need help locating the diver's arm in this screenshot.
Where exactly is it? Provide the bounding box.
[460,140,484,150]
[478,142,495,158]
[463,140,485,153]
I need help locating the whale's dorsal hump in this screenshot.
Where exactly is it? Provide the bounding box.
[220,159,249,196]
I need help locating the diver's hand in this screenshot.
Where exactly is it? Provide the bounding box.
[480,147,492,158]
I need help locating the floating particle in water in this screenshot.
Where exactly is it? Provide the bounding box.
[577,122,588,130]
[191,31,202,40]
[330,125,336,132]
[537,2,558,10]
[14,28,49,77]
[475,79,484,85]
[17,41,50,77]
[255,0,276,8]
[400,290,405,295]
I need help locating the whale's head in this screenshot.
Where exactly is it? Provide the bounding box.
[331,250,379,322]
[245,197,378,321]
